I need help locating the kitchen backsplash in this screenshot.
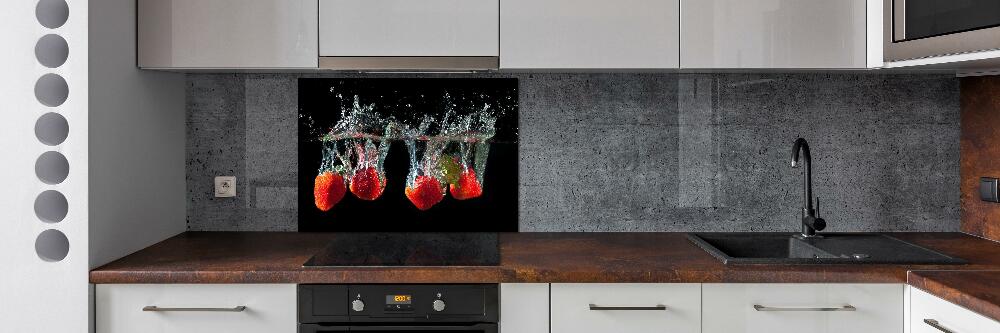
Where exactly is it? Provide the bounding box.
[960,76,1000,242]
[187,73,959,232]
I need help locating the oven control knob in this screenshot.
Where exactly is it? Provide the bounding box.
[351,299,365,312]
[432,299,446,312]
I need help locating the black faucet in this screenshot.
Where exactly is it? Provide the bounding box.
[791,138,826,238]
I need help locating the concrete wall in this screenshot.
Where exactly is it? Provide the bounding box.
[186,73,960,232]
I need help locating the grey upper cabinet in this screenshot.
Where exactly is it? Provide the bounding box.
[680,0,873,69]
[501,0,680,69]
[134,0,880,70]
[138,0,318,69]
[317,0,500,70]
[319,0,499,58]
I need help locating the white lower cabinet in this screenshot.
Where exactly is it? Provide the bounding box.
[500,283,549,333]
[551,283,701,333]
[95,282,998,333]
[910,286,1000,333]
[702,283,904,333]
[96,284,297,333]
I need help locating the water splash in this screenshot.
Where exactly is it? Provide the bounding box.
[314,140,347,211]
[438,105,493,200]
[348,137,389,201]
[314,92,499,208]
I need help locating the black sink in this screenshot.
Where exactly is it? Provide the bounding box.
[687,233,966,265]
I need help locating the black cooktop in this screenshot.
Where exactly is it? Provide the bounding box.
[303,233,501,267]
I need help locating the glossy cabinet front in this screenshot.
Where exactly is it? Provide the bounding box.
[680,0,869,68]
[137,0,318,69]
[319,0,499,57]
[702,283,903,333]
[910,287,1000,333]
[96,284,297,333]
[499,284,548,333]
[550,283,701,333]
[501,0,680,69]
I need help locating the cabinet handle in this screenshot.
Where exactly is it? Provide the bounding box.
[753,304,856,312]
[142,306,247,312]
[589,304,667,311]
[923,319,955,333]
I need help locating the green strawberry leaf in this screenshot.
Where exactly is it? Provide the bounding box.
[438,155,461,185]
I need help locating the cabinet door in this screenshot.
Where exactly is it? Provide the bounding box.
[96,284,297,333]
[551,283,700,333]
[680,0,867,68]
[910,287,1000,333]
[138,0,318,69]
[702,283,903,333]
[319,0,499,57]
[501,0,680,69]
[500,284,548,333]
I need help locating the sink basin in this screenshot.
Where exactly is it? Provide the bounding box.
[687,233,966,265]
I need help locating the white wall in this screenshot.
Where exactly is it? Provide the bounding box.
[0,0,90,331]
[88,0,186,269]
[1,0,184,331]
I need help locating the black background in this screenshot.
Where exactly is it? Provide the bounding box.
[298,78,518,232]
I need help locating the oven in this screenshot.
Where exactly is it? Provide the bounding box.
[298,284,498,333]
[884,0,1000,61]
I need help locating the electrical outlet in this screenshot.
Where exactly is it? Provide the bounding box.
[215,176,236,198]
[981,177,999,202]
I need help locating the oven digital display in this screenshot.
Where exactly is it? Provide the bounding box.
[386,295,412,305]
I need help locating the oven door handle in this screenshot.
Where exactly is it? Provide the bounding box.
[348,323,497,331]
[299,326,349,333]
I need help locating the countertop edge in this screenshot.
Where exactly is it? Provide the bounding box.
[908,270,1000,323]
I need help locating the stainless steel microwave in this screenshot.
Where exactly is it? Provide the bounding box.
[884,0,1000,62]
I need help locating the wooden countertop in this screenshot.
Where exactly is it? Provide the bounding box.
[90,232,1000,321]
[91,232,1000,284]
[908,270,1000,322]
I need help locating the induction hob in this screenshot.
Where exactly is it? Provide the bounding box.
[303,233,500,267]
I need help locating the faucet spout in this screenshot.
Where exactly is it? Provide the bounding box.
[791,138,825,237]
[791,138,813,213]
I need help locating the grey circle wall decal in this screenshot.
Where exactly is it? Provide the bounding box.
[34,73,69,107]
[35,34,69,68]
[34,190,68,223]
[35,229,69,262]
[35,151,69,185]
[36,0,69,29]
[35,112,69,146]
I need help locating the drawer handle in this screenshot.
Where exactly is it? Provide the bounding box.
[923,319,955,333]
[589,304,667,311]
[753,304,856,312]
[142,306,247,312]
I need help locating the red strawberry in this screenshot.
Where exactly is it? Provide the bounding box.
[350,166,385,200]
[449,168,482,200]
[314,171,346,211]
[405,175,445,210]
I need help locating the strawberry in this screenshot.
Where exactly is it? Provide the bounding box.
[405,175,445,210]
[450,168,482,200]
[350,166,385,200]
[314,171,346,211]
